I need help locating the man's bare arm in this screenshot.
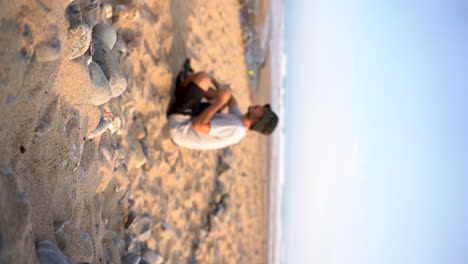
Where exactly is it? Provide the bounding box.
[227,95,238,111]
[192,88,232,134]
[205,88,218,101]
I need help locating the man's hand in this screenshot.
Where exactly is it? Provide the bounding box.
[217,86,232,104]
[228,95,238,110]
[192,86,232,135]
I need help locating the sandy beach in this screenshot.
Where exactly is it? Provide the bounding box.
[0,0,274,263]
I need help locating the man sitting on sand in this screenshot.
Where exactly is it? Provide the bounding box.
[167,60,278,150]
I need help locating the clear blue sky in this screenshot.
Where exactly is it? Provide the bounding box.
[283,0,468,263]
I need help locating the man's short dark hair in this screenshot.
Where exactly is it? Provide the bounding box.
[251,104,279,135]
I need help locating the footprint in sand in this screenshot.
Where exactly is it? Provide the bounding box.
[34,40,61,62]
[34,97,60,137]
[77,140,96,178]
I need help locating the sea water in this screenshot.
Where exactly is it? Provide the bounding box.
[240,1,286,263]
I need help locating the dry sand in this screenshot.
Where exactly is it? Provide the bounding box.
[0,0,272,263]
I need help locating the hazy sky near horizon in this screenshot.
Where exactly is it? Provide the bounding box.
[283,0,468,263]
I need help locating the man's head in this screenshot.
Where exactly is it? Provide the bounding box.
[247,104,279,135]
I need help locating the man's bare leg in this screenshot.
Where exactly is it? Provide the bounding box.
[184,72,221,100]
[189,72,235,112]
[175,72,211,96]
[205,88,217,100]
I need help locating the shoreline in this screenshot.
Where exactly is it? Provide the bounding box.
[252,0,285,263]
